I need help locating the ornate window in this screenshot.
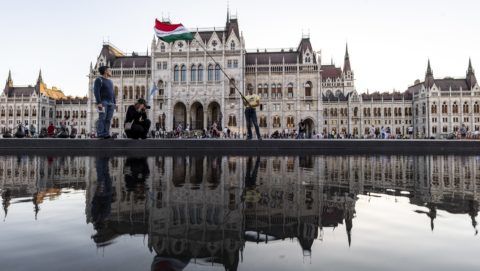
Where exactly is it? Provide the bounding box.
[158,80,164,96]
[191,65,197,82]
[259,116,267,127]
[174,65,179,82]
[442,102,448,114]
[180,65,187,82]
[305,81,312,97]
[463,102,469,114]
[160,43,166,52]
[263,83,269,98]
[354,107,358,117]
[128,86,133,100]
[208,64,214,81]
[474,102,480,114]
[228,115,237,127]
[135,86,140,99]
[431,103,437,114]
[452,102,459,114]
[24,107,29,117]
[230,40,235,51]
[287,116,295,128]
[229,79,236,96]
[1,107,4,117]
[214,64,221,81]
[197,64,204,82]
[273,116,281,128]
[141,86,146,98]
[123,86,127,99]
[287,83,294,98]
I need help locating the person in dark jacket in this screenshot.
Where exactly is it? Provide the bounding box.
[125,99,151,139]
[93,66,116,139]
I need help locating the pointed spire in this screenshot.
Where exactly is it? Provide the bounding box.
[343,43,351,72]
[466,58,477,89]
[37,69,44,84]
[468,58,474,74]
[426,59,433,76]
[425,59,435,89]
[5,70,13,88]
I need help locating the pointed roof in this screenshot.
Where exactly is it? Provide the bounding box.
[5,70,13,89]
[343,43,351,72]
[37,69,44,85]
[466,58,477,89]
[425,59,435,88]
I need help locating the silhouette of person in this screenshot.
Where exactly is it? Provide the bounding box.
[91,157,113,233]
[124,157,150,202]
[245,156,260,188]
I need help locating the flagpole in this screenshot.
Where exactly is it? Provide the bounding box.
[193,37,250,105]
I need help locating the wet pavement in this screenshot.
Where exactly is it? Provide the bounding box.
[0,155,479,271]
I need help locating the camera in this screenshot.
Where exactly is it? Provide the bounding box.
[146,106,151,110]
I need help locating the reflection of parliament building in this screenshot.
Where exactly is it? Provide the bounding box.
[86,12,480,138]
[1,155,479,269]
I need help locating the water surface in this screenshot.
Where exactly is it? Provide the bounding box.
[0,155,478,271]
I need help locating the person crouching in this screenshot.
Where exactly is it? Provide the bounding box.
[125,99,151,139]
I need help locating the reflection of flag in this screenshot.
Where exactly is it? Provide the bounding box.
[154,19,194,42]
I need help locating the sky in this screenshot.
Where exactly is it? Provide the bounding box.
[1,0,479,96]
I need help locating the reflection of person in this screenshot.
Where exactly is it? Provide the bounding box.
[243,88,261,140]
[125,99,151,139]
[91,157,113,232]
[245,156,260,188]
[124,157,150,202]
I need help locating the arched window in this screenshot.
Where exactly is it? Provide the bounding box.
[305,81,312,97]
[158,80,165,96]
[271,84,277,99]
[229,79,236,96]
[214,64,221,81]
[191,65,197,82]
[174,65,179,82]
[16,107,21,117]
[24,107,29,117]
[257,84,263,95]
[41,107,46,117]
[452,102,459,114]
[431,103,437,114]
[160,43,166,52]
[259,116,267,127]
[422,103,426,115]
[287,83,294,98]
[114,86,119,100]
[263,83,269,98]
[198,65,204,82]
[208,64,214,81]
[32,107,36,117]
[141,86,146,98]
[228,115,237,126]
[474,102,480,113]
[273,116,281,128]
[135,86,140,99]
[123,86,127,99]
[287,116,294,128]
[49,108,53,118]
[463,102,469,114]
[442,102,448,114]
[180,65,187,82]
[230,40,235,51]
[0,107,4,117]
[128,86,133,99]
[277,84,282,99]
[354,107,358,117]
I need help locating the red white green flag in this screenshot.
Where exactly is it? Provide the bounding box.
[154,19,194,43]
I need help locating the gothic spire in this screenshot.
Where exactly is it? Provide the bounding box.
[6,70,13,88]
[37,69,44,85]
[425,59,435,89]
[343,43,351,72]
[466,58,477,89]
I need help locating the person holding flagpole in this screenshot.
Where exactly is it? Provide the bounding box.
[243,88,262,140]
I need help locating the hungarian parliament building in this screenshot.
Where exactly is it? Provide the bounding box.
[2,14,479,138]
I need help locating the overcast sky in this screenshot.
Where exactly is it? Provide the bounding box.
[1,0,479,96]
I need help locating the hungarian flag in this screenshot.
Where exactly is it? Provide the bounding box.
[154,19,194,43]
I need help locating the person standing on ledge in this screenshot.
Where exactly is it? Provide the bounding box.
[124,99,151,139]
[244,88,262,140]
[93,66,116,139]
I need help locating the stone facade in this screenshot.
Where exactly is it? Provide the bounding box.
[1,70,89,135]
